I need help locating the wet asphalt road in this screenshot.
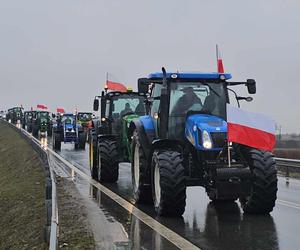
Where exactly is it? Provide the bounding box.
[49,140,300,250]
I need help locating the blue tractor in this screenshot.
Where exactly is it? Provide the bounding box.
[129,68,277,216]
[52,113,86,151]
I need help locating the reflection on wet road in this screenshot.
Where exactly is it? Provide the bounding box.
[50,140,300,250]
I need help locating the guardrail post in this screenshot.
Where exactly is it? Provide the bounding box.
[286,166,290,184]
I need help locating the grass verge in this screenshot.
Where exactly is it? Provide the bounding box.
[0,121,47,249]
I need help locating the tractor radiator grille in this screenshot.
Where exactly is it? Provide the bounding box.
[210,132,227,148]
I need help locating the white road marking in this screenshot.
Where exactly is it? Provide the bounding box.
[277,199,300,210]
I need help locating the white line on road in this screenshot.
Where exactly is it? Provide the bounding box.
[277,199,300,210]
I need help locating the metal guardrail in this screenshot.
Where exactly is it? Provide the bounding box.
[275,157,300,168]
[275,157,300,183]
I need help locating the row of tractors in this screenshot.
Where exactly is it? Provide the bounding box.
[3,108,93,151]
[88,68,278,217]
[4,67,277,217]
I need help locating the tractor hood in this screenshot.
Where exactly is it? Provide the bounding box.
[185,114,227,150]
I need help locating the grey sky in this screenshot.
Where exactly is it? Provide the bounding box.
[0,0,299,133]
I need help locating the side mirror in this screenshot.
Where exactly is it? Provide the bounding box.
[93,99,99,111]
[246,79,256,94]
[138,78,150,93]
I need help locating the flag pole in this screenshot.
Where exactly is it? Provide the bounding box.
[105,72,108,93]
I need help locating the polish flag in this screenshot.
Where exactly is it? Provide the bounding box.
[106,80,127,92]
[227,104,276,151]
[216,45,224,73]
[37,104,47,110]
[56,108,65,113]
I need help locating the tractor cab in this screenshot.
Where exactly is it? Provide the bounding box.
[95,91,146,135]
[89,89,148,183]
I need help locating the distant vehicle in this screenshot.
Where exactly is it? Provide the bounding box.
[31,110,53,137]
[77,112,93,129]
[22,111,35,131]
[6,107,23,125]
[52,113,86,151]
[0,110,5,119]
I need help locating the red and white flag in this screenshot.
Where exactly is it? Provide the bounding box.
[216,45,224,73]
[227,104,276,151]
[56,108,65,113]
[106,80,127,92]
[37,104,47,110]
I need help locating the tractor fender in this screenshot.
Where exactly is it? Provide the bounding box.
[129,118,153,159]
[151,139,184,153]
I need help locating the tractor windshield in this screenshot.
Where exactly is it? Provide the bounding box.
[168,81,226,139]
[13,107,22,112]
[37,112,49,119]
[106,94,146,119]
[62,115,74,124]
[106,94,146,134]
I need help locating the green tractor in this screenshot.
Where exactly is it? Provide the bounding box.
[129,68,277,216]
[31,110,53,137]
[89,89,147,183]
[6,107,23,125]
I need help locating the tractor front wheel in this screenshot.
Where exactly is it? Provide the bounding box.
[98,139,119,183]
[79,132,86,150]
[240,148,277,214]
[151,150,186,216]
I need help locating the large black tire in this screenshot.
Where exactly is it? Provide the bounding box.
[131,130,152,204]
[53,132,61,151]
[89,133,98,180]
[79,132,86,150]
[151,150,186,216]
[98,139,119,183]
[240,148,277,214]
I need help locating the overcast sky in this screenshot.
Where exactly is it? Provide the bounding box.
[0,0,299,133]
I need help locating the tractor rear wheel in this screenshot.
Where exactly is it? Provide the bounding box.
[98,139,119,183]
[89,135,98,180]
[131,130,152,204]
[53,133,61,151]
[79,132,86,150]
[240,148,277,214]
[151,150,186,216]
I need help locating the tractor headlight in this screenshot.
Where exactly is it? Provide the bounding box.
[202,130,212,149]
